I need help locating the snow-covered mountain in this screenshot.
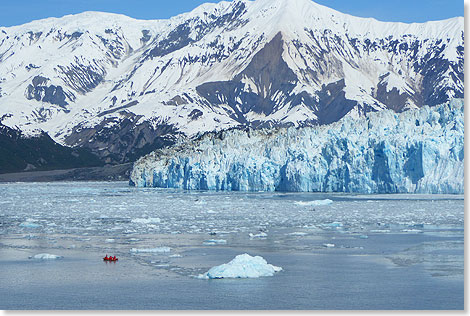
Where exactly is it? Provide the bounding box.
[130,98,464,194]
[0,0,464,164]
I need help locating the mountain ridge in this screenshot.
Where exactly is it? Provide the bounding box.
[0,0,464,165]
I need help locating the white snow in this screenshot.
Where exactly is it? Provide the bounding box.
[29,253,63,260]
[0,0,463,142]
[197,254,282,279]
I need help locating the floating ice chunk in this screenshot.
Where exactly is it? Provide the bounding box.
[29,253,63,260]
[401,229,423,233]
[131,217,161,224]
[169,254,183,258]
[198,254,282,279]
[370,229,391,233]
[323,243,335,248]
[19,221,41,228]
[130,247,171,253]
[295,199,333,206]
[203,239,227,245]
[249,232,268,239]
[286,232,308,236]
[324,222,343,228]
[105,239,115,243]
[359,235,369,239]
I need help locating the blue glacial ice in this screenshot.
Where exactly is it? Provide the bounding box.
[131,98,464,194]
[197,254,282,279]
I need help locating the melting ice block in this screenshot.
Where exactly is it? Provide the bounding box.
[29,253,63,260]
[295,199,333,206]
[19,221,41,228]
[249,232,268,239]
[198,254,282,279]
[203,239,227,245]
[130,247,171,253]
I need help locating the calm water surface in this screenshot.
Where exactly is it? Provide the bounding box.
[0,182,464,310]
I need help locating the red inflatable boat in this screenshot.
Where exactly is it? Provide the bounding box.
[103,255,118,261]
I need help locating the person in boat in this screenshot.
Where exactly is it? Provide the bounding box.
[113,256,117,261]
[104,255,109,260]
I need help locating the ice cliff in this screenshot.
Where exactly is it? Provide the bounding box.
[130,99,464,194]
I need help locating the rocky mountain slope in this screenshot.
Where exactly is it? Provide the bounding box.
[131,98,464,194]
[0,0,464,165]
[0,123,102,173]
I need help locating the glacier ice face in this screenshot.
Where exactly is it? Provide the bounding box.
[131,99,464,194]
[198,254,282,279]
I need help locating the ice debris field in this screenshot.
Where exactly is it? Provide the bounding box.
[0,181,464,280]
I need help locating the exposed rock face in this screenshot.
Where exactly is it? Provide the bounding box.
[25,76,69,107]
[64,114,181,164]
[0,123,103,174]
[130,99,464,194]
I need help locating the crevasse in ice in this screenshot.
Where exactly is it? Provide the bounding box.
[131,99,464,194]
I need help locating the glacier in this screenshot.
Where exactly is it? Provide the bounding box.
[130,99,464,194]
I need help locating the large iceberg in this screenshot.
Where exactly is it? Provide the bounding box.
[131,99,464,194]
[198,254,282,279]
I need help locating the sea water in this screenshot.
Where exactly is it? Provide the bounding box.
[0,182,464,310]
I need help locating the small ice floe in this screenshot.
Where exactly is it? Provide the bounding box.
[131,217,161,224]
[197,254,282,279]
[401,229,423,233]
[105,239,115,243]
[29,253,63,260]
[207,210,217,214]
[323,243,335,248]
[295,199,333,206]
[203,239,227,245]
[19,221,41,228]
[286,232,308,236]
[323,222,343,228]
[169,254,182,258]
[249,232,268,239]
[359,235,369,239]
[130,247,171,253]
[370,229,391,233]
